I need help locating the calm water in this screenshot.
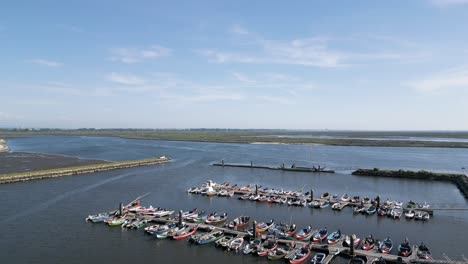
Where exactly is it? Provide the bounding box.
[1,136,467,263]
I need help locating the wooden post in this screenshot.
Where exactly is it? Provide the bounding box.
[119,202,123,216]
[251,161,253,167]
[255,184,258,195]
[222,159,224,166]
[310,189,313,201]
[376,195,380,207]
[350,235,355,256]
[253,220,257,239]
[178,210,183,226]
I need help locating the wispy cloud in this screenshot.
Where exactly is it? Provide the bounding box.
[199,27,427,68]
[28,59,63,67]
[406,65,468,92]
[107,72,146,85]
[430,0,468,7]
[109,45,171,64]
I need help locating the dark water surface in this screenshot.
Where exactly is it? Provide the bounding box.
[1,136,467,263]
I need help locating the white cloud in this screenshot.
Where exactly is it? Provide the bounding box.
[430,0,468,7]
[107,72,146,85]
[407,66,468,92]
[28,59,63,67]
[110,45,171,64]
[199,28,427,68]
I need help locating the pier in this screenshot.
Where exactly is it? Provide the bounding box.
[0,156,171,184]
[213,160,335,173]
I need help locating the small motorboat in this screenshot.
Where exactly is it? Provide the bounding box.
[196,230,224,245]
[242,238,262,254]
[398,238,412,257]
[268,244,292,260]
[377,207,388,216]
[343,234,361,248]
[379,237,393,254]
[310,200,321,208]
[86,213,113,223]
[354,206,365,214]
[229,237,244,251]
[417,242,432,260]
[105,216,127,226]
[320,192,330,199]
[205,212,228,224]
[327,229,342,245]
[181,208,198,219]
[422,212,430,221]
[320,201,330,209]
[156,224,188,239]
[226,215,250,229]
[391,209,402,219]
[172,225,198,240]
[295,226,314,241]
[215,235,235,248]
[153,209,175,218]
[362,235,376,251]
[271,223,297,239]
[238,194,250,200]
[405,210,415,219]
[332,202,343,210]
[341,194,350,202]
[366,205,377,215]
[330,194,338,202]
[312,228,328,243]
[351,196,360,203]
[256,219,275,233]
[257,237,278,257]
[311,253,326,264]
[289,247,310,264]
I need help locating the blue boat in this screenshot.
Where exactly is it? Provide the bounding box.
[327,229,342,245]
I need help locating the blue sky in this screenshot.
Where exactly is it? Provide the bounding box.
[1,0,468,129]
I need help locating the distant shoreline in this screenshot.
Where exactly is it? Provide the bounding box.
[0,139,9,153]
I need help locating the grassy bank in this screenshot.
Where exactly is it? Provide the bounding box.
[0,157,171,184]
[352,168,468,198]
[2,129,468,148]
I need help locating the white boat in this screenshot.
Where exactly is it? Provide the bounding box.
[405,210,415,219]
[311,253,327,264]
[229,237,244,251]
[341,194,350,202]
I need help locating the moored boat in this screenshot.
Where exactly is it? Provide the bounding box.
[86,213,113,223]
[173,225,198,240]
[242,238,262,254]
[289,246,310,264]
[229,237,244,251]
[196,230,224,245]
[362,235,376,251]
[417,242,432,260]
[295,226,314,241]
[327,229,342,245]
[398,238,412,257]
[268,244,292,260]
[366,205,377,215]
[226,215,250,229]
[205,212,228,224]
[312,228,328,243]
[404,210,415,219]
[320,192,330,199]
[341,194,350,202]
[256,219,275,233]
[343,234,361,248]
[311,253,326,264]
[319,201,330,209]
[379,237,393,254]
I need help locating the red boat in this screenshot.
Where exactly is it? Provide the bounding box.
[289,247,311,264]
[172,226,198,240]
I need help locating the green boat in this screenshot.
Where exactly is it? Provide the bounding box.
[196,230,224,245]
[105,217,127,226]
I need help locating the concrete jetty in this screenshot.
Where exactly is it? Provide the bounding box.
[0,157,171,184]
[213,160,335,173]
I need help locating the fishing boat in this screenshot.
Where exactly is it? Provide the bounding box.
[366,205,377,215]
[362,235,376,250]
[311,253,326,264]
[249,194,260,201]
[310,200,321,208]
[341,194,350,202]
[417,242,432,260]
[351,196,360,203]
[257,237,278,256]
[105,216,127,226]
[242,238,262,254]
[391,209,402,219]
[319,201,330,209]
[330,194,338,202]
[157,224,188,239]
[258,196,269,202]
[327,229,342,245]
[289,246,310,264]
[86,213,113,223]
[196,230,224,245]
[320,192,330,199]
[398,238,412,257]
[343,234,361,248]
[128,219,147,229]
[405,210,415,219]
[205,212,228,224]
[295,226,314,241]
[271,223,297,239]
[229,237,244,251]
[268,245,291,260]
[238,194,250,200]
[173,225,198,240]
[379,237,393,254]
[215,235,235,248]
[181,208,198,219]
[332,202,343,210]
[226,215,250,229]
[362,197,371,204]
[422,212,430,221]
[146,223,176,236]
[353,205,365,214]
[377,207,388,216]
[153,209,175,218]
[256,219,275,232]
[312,228,328,243]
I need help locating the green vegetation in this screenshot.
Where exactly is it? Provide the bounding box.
[2,129,468,148]
[0,157,170,184]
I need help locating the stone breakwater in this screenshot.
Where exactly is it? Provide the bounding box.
[0,157,171,184]
[352,168,468,198]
